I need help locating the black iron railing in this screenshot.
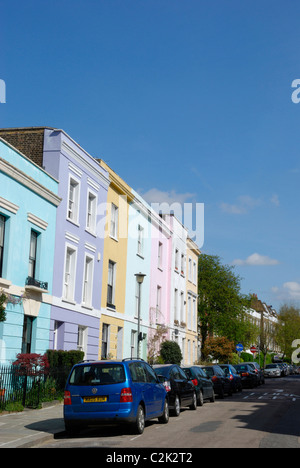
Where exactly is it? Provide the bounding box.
[25,276,48,291]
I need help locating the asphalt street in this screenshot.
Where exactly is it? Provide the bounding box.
[34,375,300,449]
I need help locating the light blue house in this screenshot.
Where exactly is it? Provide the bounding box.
[123,190,152,360]
[0,138,60,363]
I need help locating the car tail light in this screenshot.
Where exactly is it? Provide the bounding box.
[192,379,198,387]
[163,380,171,392]
[64,390,72,405]
[242,372,249,377]
[229,374,234,381]
[120,388,133,403]
[212,376,218,382]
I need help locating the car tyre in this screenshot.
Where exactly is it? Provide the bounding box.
[210,391,215,403]
[190,392,197,410]
[132,404,145,435]
[172,395,181,417]
[197,390,204,407]
[158,399,169,424]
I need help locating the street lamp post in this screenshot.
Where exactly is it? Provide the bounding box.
[135,273,146,358]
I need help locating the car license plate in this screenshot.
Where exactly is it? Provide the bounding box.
[83,396,107,403]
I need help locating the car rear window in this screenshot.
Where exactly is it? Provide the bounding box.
[68,363,126,386]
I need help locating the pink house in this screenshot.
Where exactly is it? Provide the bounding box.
[148,210,173,363]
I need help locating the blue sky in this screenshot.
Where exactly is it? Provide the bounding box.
[1,0,300,311]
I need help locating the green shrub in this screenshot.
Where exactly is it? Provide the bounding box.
[160,341,183,365]
[46,350,84,369]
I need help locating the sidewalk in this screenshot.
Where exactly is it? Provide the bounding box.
[0,402,65,448]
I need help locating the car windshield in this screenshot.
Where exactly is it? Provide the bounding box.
[154,366,171,378]
[220,366,229,375]
[234,365,248,372]
[203,367,214,377]
[266,365,278,369]
[69,363,126,386]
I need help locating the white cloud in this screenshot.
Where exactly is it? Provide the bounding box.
[140,188,196,206]
[270,194,280,207]
[220,195,261,214]
[283,282,300,300]
[233,253,280,266]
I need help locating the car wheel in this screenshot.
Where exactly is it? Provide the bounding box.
[210,391,215,403]
[219,387,225,399]
[197,390,204,407]
[190,392,197,410]
[172,395,181,417]
[133,404,145,435]
[158,399,169,424]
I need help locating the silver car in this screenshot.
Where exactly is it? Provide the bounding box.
[264,364,281,378]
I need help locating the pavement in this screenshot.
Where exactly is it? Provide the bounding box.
[0,401,65,448]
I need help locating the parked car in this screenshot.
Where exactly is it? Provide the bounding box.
[264,364,282,378]
[277,363,288,377]
[64,359,169,435]
[200,365,232,399]
[233,364,258,388]
[182,366,215,405]
[243,362,265,385]
[153,364,197,416]
[219,364,243,393]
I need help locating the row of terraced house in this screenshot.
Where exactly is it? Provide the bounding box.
[0,127,200,366]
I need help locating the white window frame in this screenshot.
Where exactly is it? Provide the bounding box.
[86,190,97,235]
[77,325,88,357]
[193,261,197,285]
[188,295,192,330]
[174,289,179,322]
[63,244,77,302]
[156,285,162,323]
[107,260,116,307]
[188,257,192,282]
[158,242,163,270]
[180,291,185,323]
[137,224,144,257]
[67,175,80,224]
[110,203,119,240]
[82,254,94,307]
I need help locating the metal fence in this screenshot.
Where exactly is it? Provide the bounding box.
[0,365,70,410]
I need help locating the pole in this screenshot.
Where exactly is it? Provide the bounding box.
[137,281,141,359]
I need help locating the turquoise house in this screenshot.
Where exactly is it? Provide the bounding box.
[123,190,152,360]
[0,138,60,363]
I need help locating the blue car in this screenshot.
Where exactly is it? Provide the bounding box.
[64,359,169,435]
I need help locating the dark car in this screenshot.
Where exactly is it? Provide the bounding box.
[243,362,265,385]
[153,364,197,416]
[233,364,258,389]
[219,364,243,393]
[182,366,215,405]
[200,365,232,399]
[64,359,169,435]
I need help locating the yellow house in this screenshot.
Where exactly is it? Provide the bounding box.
[184,238,200,365]
[97,160,133,360]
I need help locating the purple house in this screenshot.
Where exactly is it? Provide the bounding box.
[0,128,110,360]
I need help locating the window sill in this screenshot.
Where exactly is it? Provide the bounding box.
[0,278,12,288]
[62,298,76,306]
[25,285,49,294]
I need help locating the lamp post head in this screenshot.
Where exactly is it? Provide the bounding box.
[135,272,146,284]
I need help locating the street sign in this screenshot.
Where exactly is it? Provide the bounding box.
[236,343,244,353]
[250,346,258,354]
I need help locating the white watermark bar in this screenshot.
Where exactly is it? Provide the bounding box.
[0,79,6,103]
[96,198,205,248]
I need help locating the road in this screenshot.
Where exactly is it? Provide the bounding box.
[38,375,300,449]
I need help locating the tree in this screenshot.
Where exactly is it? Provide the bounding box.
[202,336,235,363]
[160,341,182,365]
[275,305,300,362]
[198,254,251,355]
